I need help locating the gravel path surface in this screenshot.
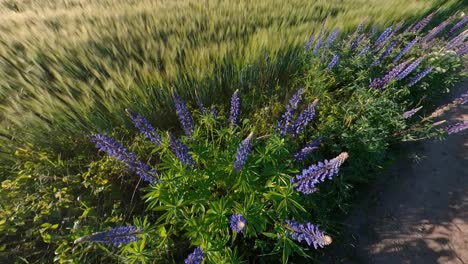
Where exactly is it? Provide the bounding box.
[330,83,467,264]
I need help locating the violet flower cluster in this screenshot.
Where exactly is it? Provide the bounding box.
[74,226,142,247]
[393,37,419,63]
[294,138,321,162]
[326,29,339,48]
[447,15,468,36]
[408,67,433,87]
[326,54,339,71]
[350,34,365,50]
[358,45,370,56]
[168,132,195,168]
[313,37,324,55]
[421,16,453,44]
[369,60,411,89]
[291,152,349,194]
[456,43,468,55]
[90,134,157,184]
[229,90,240,127]
[396,57,424,80]
[285,220,331,249]
[372,41,396,66]
[173,92,194,137]
[233,132,254,172]
[445,31,467,50]
[230,213,247,233]
[289,99,319,137]
[277,88,305,136]
[445,121,468,135]
[305,34,315,50]
[408,12,434,33]
[185,247,204,264]
[374,27,392,47]
[402,106,423,119]
[127,110,162,146]
[196,94,207,115]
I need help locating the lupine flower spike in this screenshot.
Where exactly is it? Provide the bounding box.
[126,109,162,146]
[447,15,468,36]
[289,99,319,137]
[372,41,396,66]
[408,12,435,33]
[195,92,207,114]
[422,16,454,44]
[229,89,241,127]
[294,138,321,162]
[168,132,196,168]
[230,213,247,233]
[313,37,324,55]
[233,132,254,172]
[445,121,468,135]
[326,54,339,71]
[408,67,433,87]
[305,34,315,50]
[326,29,339,48]
[402,106,423,119]
[374,27,392,48]
[445,31,467,50]
[291,152,349,194]
[90,134,157,184]
[393,37,419,63]
[173,91,194,137]
[285,220,332,249]
[358,45,370,56]
[396,57,424,80]
[369,59,412,89]
[185,247,204,264]
[277,88,305,136]
[74,226,142,246]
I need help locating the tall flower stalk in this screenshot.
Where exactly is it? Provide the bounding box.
[173,92,194,137]
[233,132,254,172]
[445,121,468,135]
[285,220,332,249]
[229,90,241,127]
[370,59,412,89]
[402,106,423,119]
[74,226,142,247]
[289,99,319,137]
[393,37,419,63]
[168,132,195,168]
[408,67,433,86]
[90,134,157,184]
[127,110,162,146]
[294,138,321,162]
[326,54,339,70]
[396,57,424,80]
[291,152,348,194]
[277,88,305,136]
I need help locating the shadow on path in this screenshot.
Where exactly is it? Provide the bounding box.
[328,83,467,264]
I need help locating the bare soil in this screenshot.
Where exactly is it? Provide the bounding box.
[329,83,468,264]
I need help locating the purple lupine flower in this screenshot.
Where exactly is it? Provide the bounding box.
[277,88,306,136]
[90,134,157,184]
[421,16,454,43]
[230,213,247,233]
[326,29,340,48]
[326,54,339,71]
[445,121,468,134]
[408,67,433,86]
[422,38,438,50]
[185,247,204,264]
[409,12,435,32]
[74,226,142,247]
[396,57,424,80]
[291,152,349,194]
[127,110,162,146]
[374,27,392,47]
[369,59,412,89]
[447,15,468,36]
[229,89,240,127]
[372,41,396,66]
[402,106,423,119]
[445,31,467,50]
[456,42,468,55]
[285,220,332,249]
[313,37,324,55]
[294,138,321,162]
[350,33,365,50]
[196,94,207,114]
[289,99,319,137]
[393,37,419,62]
[168,132,195,168]
[358,45,370,56]
[233,132,254,172]
[305,34,315,50]
[173,92,194,137]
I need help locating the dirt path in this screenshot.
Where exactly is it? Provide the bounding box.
[329,84,467,264]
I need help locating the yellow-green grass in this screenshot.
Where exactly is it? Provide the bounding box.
[0,0,442,156]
